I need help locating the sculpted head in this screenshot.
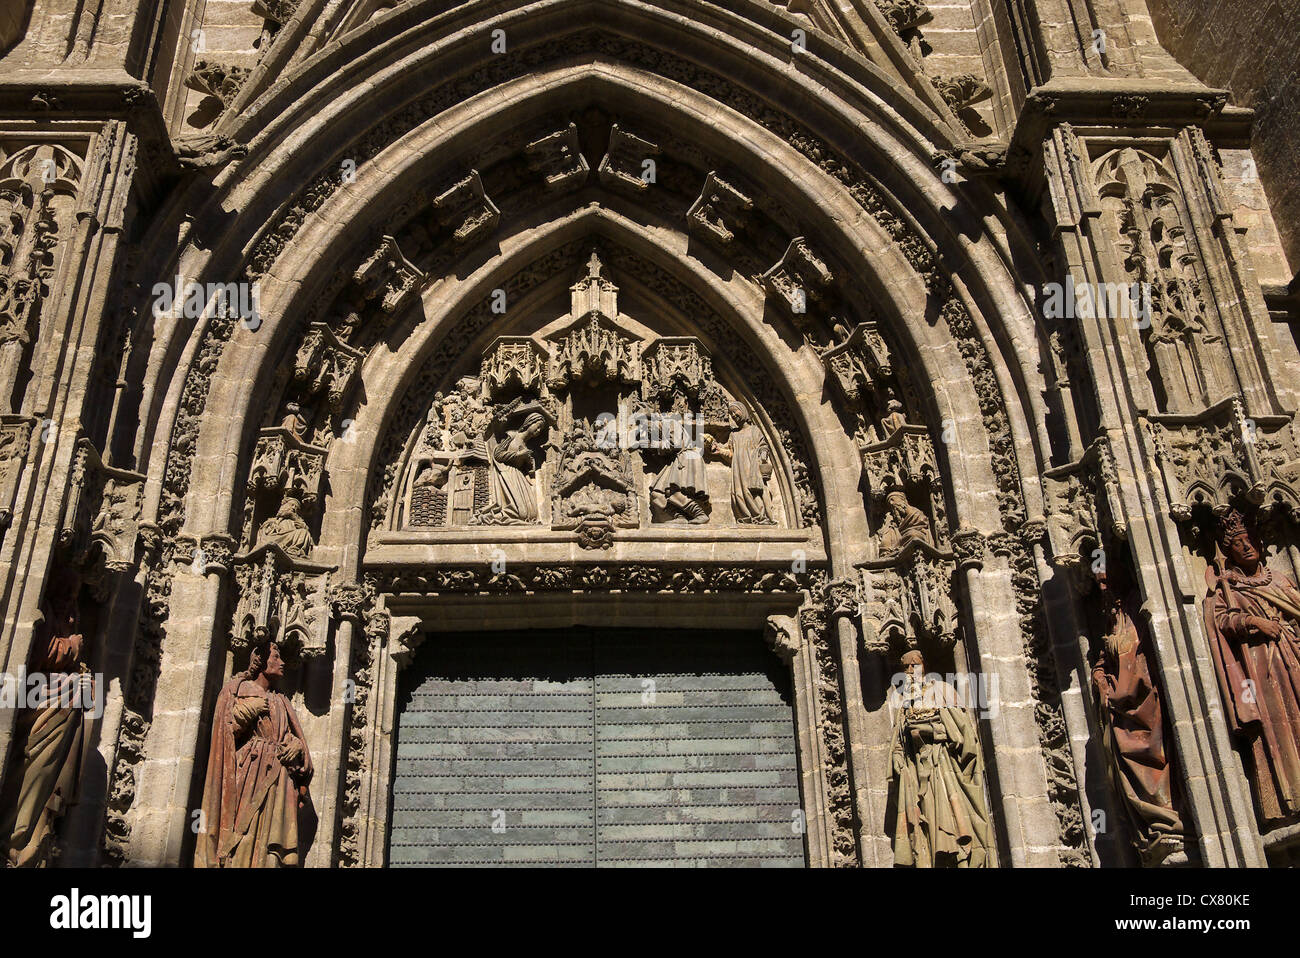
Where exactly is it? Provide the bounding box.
[1217,510,1260,572]
[521,412,546,438]
[900,648,925,685]
[727,401,750,428]
[248,640,285,688]
[886,489,910,520]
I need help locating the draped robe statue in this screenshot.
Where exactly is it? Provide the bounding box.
[650,414,708,523]
[888,650,991,867]
[1091,569,1184,861]
[257,495,314,557]
[195,641,313,867]
[0,566,93,867]
[879,489,932,554]
[481,412,546,524]
[1204,511,1300,826]
[709,401,774,523]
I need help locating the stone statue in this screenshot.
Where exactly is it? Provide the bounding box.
[0,565,93,867]
[879,489,932,554]
[195,640,313,867]
[650,415,708,524]
[879,396,908,436]
[1091,565,1184,862]
[888,649,991,867]
[279,401,308,441]
[257,495,314,557]
[708,401,774,523]
[479,411,547,524]
[1204,509,1300,826]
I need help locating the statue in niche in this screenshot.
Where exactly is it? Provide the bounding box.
[258,495,315,558]
[879,396,908,437]
[278,401,309,441]
[0,564,93,867]
[476,406,550,525]
[195,640,313,867]
[649,413,709,524]
[879,489,932,554]
[1091,563,1185,863]
[1204,509,1300,826]
[706,401,775,524]
[888,648,991,868]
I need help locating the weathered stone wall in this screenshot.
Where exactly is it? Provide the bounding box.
[1148,0,1300,278]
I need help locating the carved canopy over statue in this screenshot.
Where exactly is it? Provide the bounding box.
[392,254,791,546]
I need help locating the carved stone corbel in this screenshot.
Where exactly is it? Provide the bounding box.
[353,234,426,316]
[686,172,752,246]
[933,74,992,113]
[525,123,589,193]
[388,614,425,668]
[861,566,906,654]
[764,614,802,663]
[762,237,833,318]
[229,550,333,660]
[597,125,660,192]
[432,170,500,245]
[248,426,328,507]
[1044,437,1127,585]
[60,436,145,572]
[874,0,931,32]
[1144,396,1300,520]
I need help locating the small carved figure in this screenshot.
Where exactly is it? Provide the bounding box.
[0,565,93,867]
[195,640,313,867]
[279,401,308,441]
[1092,565,1184,862]
[257,495,314,557]
[880,397,908,436]
[650,415,709,524]
[1204,509,1300,826]
[888,649,991,868]
[479,411,548,524]
[708,401,775,523]
[879,489,932,554]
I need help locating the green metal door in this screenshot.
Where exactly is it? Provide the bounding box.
[389,628,805,867]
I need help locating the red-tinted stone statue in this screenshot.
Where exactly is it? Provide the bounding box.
[0,564,94,866]
[1091,564,1184,862]
[1205,509,1300,827]
[195,640,313,867]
